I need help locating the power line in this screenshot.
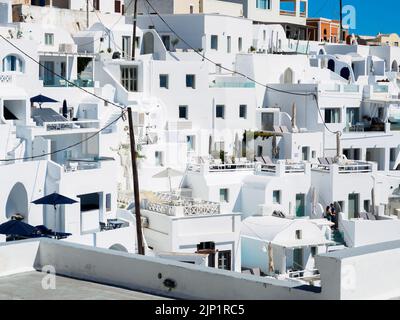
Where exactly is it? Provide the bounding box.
[0,34,125,111]
[143,0,340,135]
[0,111,126,162]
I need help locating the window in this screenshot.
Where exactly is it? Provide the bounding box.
[161,35,170,50]
[390,148,397,162]
[227,36,231,53]
[363,200,371,212]
[44,33,54,46]
[186,74,196,89]
[179,105,188,119]
[122,36,131,59]
[238,37,243,52]
[187,135,195,151]
[239,105,247,119]
[295,230,302,240]
[220,188,229,202]
[190,5,194,14]
[263,30,266,41]
[312,151,316,159]
[114,0,121,13]
[218,251,231,270]
[273,190,281,204]
[93,0,100,10]
[216,105,225,119]
[324,108,341,123]
[256,0,271,9]
[106,194,112,212]
[155,151,163,166]
[2,55,23,72]
[159,74,169,89]
[121,66,138,92]
[211,35,218,50]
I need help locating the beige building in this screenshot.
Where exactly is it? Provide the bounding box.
[350,33,400,47]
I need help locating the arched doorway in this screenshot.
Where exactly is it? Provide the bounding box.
[340,67,351,80]
[141,32,154,55]
[283,68,294,84]
[392,60,398,72]
[328,59,335,72]
[6,182,29,221]
[109,244,128,252]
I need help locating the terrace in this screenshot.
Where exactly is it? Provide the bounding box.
[142,192,220,217]
[312,160,375,174]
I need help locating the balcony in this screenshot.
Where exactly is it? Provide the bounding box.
[143,192,220,217]
[42,78,95,88]
[44,120,100,132]
[210,81,255,88]
[312,161,374,174]
[256,161,308,176]
[187,161,256,173]
[63,160,102,173]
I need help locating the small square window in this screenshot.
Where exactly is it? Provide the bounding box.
[239,105,247,119]
[159,74,169,89]
[220,188,229,202]
[216,105,225,119]
[273,190,281,204]
[186,74,196,89]
[179,105,188,119]
[324,108,341,123]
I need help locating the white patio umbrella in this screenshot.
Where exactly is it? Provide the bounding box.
[152,167,184,193]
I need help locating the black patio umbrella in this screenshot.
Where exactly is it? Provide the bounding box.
[30,94,59,108]
[0,220,37,237]
[32,192,77,209]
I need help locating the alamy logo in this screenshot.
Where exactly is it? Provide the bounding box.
[342,5,357,30]
[41,265,56,290]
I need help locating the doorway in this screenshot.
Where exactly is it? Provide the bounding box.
[296,194,305,217]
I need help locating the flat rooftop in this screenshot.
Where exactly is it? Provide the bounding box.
[0,271,168,300]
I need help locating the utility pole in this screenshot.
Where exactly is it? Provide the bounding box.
[132,0,138,60]
[86,0,89,29]
[127,107,145,255]
[339,0,343,42]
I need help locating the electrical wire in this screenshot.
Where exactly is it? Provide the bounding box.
[143,0,340,135]
[0,111,126,162]
[0,34,125,110]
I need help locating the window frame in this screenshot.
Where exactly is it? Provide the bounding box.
[159,74,169,89]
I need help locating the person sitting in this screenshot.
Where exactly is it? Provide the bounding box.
[325,206,332,221]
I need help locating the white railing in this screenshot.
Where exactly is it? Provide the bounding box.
[187,162,256,173]
[144,192,220,217]
[312,162,373,174]
[63,161,101,172]
[44,120,100,131]
[257,162,306,175]
[288,268,320,280]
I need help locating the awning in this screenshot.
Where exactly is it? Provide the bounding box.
[272,238,334,249]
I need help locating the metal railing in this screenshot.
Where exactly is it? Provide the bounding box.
[187,162,256,173]
[64,161,101,172]
[145,192,220,217]
[312,162,373,174]
[44,120,100,131]
[257,162,306,174]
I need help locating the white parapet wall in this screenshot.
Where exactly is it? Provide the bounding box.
[316,240,400,300]
[2,238,400,299]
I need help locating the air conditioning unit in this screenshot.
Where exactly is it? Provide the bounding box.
[59,43,77,54]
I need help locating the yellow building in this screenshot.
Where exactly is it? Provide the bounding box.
[376,33,400,47]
